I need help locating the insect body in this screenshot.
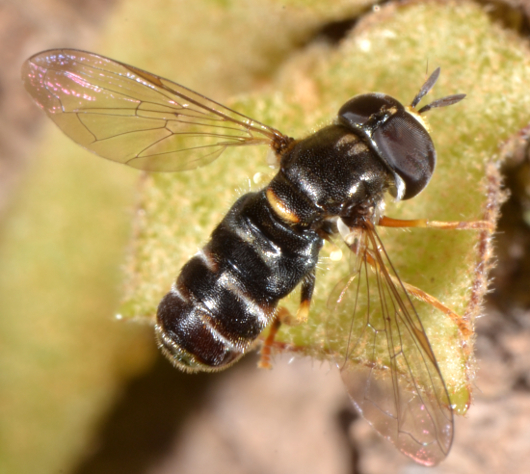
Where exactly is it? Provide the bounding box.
[22,49,467,465]
[156,123,395,370]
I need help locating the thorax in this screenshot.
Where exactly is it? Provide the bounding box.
[266,124,393,228]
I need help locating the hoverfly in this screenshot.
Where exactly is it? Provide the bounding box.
[23,49,475,466]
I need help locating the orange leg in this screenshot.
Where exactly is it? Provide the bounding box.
[374,215,494,339]
[258,271,315,369]
[397,278,472,338]
[378,215,495,231]
[362,249,472,339]
[258,311,284,369]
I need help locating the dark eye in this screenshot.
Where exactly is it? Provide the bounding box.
[338,93,399,125]
[372,114,435,200]
[338,94,435,200]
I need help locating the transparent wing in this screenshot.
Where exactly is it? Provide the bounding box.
[22,49,289,171]
[327,219,453,466]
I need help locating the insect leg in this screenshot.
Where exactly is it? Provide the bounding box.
[362,244,472,341]
[393,277,472,339]
[375,215,493,341]
[258,270,316,369]
[295,269,316,324]
[378,216,494,231]
[257,312,284,369]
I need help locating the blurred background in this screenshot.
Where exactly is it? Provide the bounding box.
[2,1,530,473]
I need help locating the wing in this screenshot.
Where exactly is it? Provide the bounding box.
[327,218,453,466]
[22,49,289,171]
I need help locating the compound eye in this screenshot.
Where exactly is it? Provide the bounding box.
[338,93,400,126]
[339,93,435,200]
[373,113,435,200]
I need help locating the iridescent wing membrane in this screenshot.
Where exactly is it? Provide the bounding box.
[22,49,287,171]
[327,220,453,466]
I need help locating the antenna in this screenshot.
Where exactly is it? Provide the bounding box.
[411,67,440,109]
[410,67,466,114]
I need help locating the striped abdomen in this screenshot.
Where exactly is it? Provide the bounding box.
[155,190,322,371]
